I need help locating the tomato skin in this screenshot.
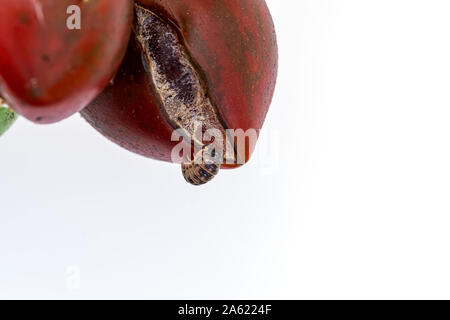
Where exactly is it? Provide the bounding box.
[82,0,278,167]
[0,0,133,124]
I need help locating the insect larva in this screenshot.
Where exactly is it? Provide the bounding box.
[181,146,221,186]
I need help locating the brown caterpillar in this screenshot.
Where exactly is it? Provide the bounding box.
[181,146,221,186]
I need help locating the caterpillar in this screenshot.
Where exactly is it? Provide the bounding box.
[181,146,221,186]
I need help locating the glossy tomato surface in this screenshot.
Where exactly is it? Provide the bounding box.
[0,0,133,123]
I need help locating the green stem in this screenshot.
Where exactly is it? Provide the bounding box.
[0,104,18,137]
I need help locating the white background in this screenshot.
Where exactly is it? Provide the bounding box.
[1,0,450,299]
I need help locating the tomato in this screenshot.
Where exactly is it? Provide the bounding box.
[0,0,133,123]
[81,0,278,184]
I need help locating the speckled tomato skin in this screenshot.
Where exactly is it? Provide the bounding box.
[0,0,133,124]
[82,0,278,166]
